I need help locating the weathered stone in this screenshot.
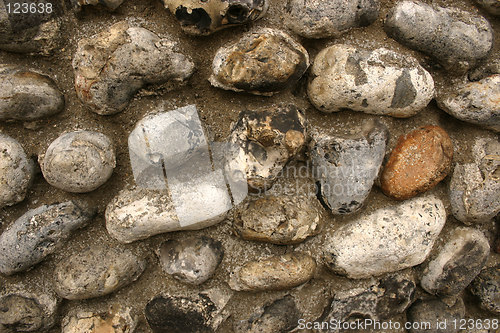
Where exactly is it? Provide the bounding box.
[421,227,490,296]
[0,201,95,275]
[39,130,116,193]
[474,0,500,16]
[161,0,268,35]
[210,28,309,95]
[228,104,307,192]
[234,295,300,333]
[384,1,493,71]
[157,236,223,285]
[311,120,388,214]
[285,0,379,39]
[406,298,465,333]
[437,75,499,132]
[229,252,316,291]
[324,196,446,279]
[308,44,434,117]
[54,246,146,300]
[449,138,500,223]
[73,21,194,115]
[0,133,33,208]
[61,306,137,333]
[0,66,64,121]
[381,126,453,200]
[469,265,500,314]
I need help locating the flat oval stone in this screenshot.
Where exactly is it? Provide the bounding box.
[54,246,146,300]
[229,252,316,291]
[210,28,309,95]
[0,66,64,121]
[421,227,490,296]
[384,1,493,71]
[324,196,446,279]
[381,126,453,200]
[469,265,500,314]
[0,201,95,275]
[308,45,434,117]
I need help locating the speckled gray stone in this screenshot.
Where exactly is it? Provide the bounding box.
[406,298,465,333]
[469,265,500,314]
[0,201,95,275]
[308,44,434,117]
[385,1,493,71]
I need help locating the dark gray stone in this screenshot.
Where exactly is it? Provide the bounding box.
[406,298,465,333]
[469,265,500,314]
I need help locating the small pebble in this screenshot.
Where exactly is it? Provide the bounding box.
[324,196,446,279]
[406,298,465,333]
[384,1,493,71]
[421,227,490,296]
[210,28,309,95]
[285,0,379,38]
[229,252,316,291]
[61,306,137,333]
[469,265,500,314]
[308,44,434,117]
[0,201,95,275]
[381,125,453,200]
[157,236,224,285]
[54,246,146,300]
[0,133,34,208]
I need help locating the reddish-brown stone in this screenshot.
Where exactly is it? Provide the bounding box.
[381,126,453,200]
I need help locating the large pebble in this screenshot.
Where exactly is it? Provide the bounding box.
[157,236,224,285]
[61,306,137,333]
[311,120,387,214]
[229,252,316,291]
[210,28,309,95]
[384,1,493,71]
[234,295,300,333]
[437,75,499,132]
[406,298,465,333]
[449,138,500,223]
[0,201,95,275]
[308,45,434,117]
[39,130,116,193]
[381,126,453,200]
[161,0,268,35]
[54,246,146,300]
[324,196,446,279]
[229,104,307,192]
[0,66,64,121]
[0,134,33,208]
[421,227,490,295]
[73,21,194,115]
[285,0,379,39]
[233,192,324,244]
[469,265,500,314]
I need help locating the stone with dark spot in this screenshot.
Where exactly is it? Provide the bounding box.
[421,227,490,296]
[406,298,465,333]
[381,126,453,200]
[308,44,434,117]
[469,265,500,314]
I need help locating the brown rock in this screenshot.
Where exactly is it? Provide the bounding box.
[381,126,453,200]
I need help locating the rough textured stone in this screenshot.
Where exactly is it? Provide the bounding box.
[381,126,453,200]
[308,44,434,117]
[469,265,500,314]
[406,298,465,333]
[421,227,490,296]
[54,246,146,300]
[234,295,300,333]
[73,21,194,115]
[0,66,64,121]
[311,120,388,215]
[474,0,500,16]
[210,28,309,95]
[161,0,268,35]
[285,0,379,38]
[229,252,316,291]
[324,196,446,279]
[228,104,307,192]
[61,306,137,333]
[39,130,116,193]
[157,236,224,285]
[449,138,500,223]
[437,75,500,132]
[0,133,33,208]
[0,201,95,275]
[385,1,493,71]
